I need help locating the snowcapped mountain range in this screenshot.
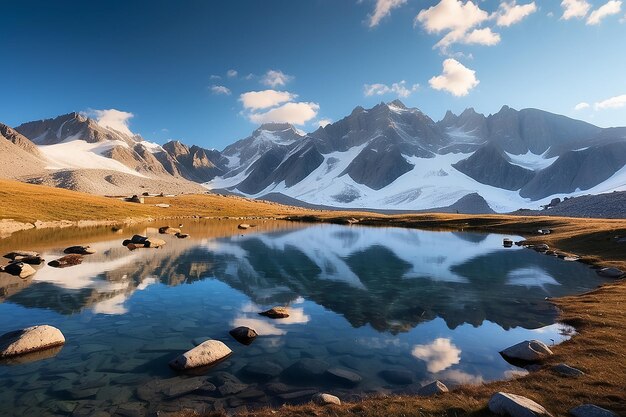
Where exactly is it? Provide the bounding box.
[2,101,626,212]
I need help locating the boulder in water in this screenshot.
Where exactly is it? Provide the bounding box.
[229,326,258,345]
[63,245,96,255]
[169,340,232,370]
[259,306,289,319]
[0,325,65,358]
[500,340,553,363]
[48,254,83,268]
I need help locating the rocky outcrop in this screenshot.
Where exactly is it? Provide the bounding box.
[169,339,232,370]
[552,363,584,377]
[488,392,553,417]
[453,144,535,191]
[0,325,65,358]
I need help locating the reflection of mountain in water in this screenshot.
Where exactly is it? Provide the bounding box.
[4,225,603,332]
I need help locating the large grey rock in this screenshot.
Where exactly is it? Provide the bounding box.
[325,367,362,386]
[552,363,584,377]
[417,380,449,396]
[596,267,624,278]
[2,262,36,278]
[488,392,553,417]
[569,404,617,417]
[312,393,341,405]
[0,325,65,358]
[169,340,232,370]
[500,340,553,362]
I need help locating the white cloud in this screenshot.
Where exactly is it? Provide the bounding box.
[248,102,320,125]
[462,27,501,45]
[411,338,461,373]
[416,0,489,33]
[429,58,479,96]
[363,80,419,98]
[574,102,590,110]
[561,0,591,19]
[317,118,333,128]
[587,0,622,24]
[261,70,294,88]
[239,90,297,110]
[368,0,408,27]
[496,1,538,26]
[86,109,134,136]
[594,94,626,110]
[210,85,231,95]
[209,74,221,80]
[415,0,502,50]
[227,69,238,78]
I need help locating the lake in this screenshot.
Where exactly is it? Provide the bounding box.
[0,220,606,416]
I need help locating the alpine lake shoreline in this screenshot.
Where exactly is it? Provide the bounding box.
[0,180,625,417]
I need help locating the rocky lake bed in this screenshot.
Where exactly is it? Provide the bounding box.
[0,219,619,416]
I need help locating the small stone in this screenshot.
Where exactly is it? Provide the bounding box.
[325,367,362,386]
[488,392,553,417]
[238,224,250,230]
[229,326,258,345]
[48,254,83,268]
[500,340,553,363]
[0,325,65,358]
[417,380,449,396]
[12,256,44,265]
[63,245,96,255]
[175,233,190,239]
[259,306,289,319]
[552,363,584,377]
[169,340,232,370]
[569,404,618,417]
[312,393,341,406]
[2,262,36,278]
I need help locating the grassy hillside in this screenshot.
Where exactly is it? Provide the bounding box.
[0,179,311,223]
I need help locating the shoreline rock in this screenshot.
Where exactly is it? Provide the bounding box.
[0,325,65,358]
[488,392,553,417]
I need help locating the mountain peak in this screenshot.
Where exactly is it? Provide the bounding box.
[388,99,407,109]
[257,122,296,133]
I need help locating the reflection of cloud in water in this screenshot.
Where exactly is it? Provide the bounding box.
[33,252,141,290]
[437,368,484,385]
[506,267,560,289]
[233,302,310,336]
[232,317,284,336]
[91,277,158,315]
[412,338,461,372]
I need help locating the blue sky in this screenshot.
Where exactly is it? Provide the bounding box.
[1,0,625,149]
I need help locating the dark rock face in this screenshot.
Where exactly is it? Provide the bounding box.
[229,326,258,345]
[162,140,228,182]
[341,140,414,190]
[48,254,84,268]
[453,144,535,190]
[520,142,626,200]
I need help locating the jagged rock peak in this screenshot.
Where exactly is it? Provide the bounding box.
[257,122,298,133]
[388,99,407,109]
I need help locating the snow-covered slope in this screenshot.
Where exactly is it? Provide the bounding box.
[206,101,626,213]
